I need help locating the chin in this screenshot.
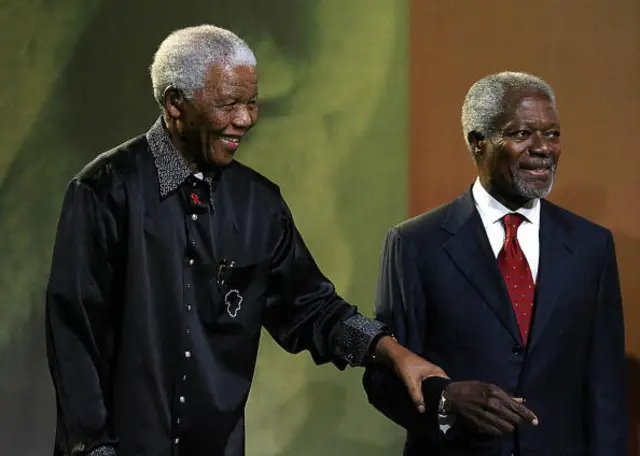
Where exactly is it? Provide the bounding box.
[515,181,554,200]
[217,155,235,166]
[206,152,235,167]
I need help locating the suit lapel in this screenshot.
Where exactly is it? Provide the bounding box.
[527,201,573,353]
[442,190,523,345]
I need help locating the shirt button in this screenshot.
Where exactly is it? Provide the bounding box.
[188,258,195,266]
[185,351,191,358]
[176,417,181,425]
[185,328,191,335]
[186,305,192,312]
[174,438,180,444]
[183,374,187,381]
[191,214,198,221]
[180,396,185,403]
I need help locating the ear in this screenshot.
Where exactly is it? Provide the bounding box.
[467,131,486,159]
[163,87,185,119]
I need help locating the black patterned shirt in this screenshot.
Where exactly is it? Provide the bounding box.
[46,117,387,456]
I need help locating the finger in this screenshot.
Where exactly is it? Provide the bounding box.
[404,379,426,413]
[511,402,539,426]
[476,408,517,434]
[464,411,511,436]
[489,388,538,426]
[484,398,526,426]
[500,396,538,425]
[425,368,450,380]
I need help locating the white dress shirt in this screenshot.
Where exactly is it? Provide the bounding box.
[471,178,541,282]
[439,179,542,435]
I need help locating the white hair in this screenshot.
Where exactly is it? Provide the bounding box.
[461,71,556,155]
[150,24,257,106]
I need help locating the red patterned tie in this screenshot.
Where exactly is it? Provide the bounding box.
[498,213,535,345]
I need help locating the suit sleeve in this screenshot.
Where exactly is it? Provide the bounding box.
[46,180,121,455]
[362,227,450,438]
[263,201,387,369]
[586,230,628,456]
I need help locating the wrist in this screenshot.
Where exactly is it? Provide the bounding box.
[440,382,455,414]
[370,333,402,368]
[422,376,453,415]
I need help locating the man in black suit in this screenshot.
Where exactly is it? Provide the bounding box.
[363,71,628,455]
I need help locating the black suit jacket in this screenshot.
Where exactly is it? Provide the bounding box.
[363,190,628,456]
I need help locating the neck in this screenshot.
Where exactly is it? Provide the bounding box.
[162,114,200,173]
[478,176,532,211]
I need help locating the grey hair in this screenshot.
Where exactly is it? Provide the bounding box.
[461,71,556,154]
[150,24,257,107]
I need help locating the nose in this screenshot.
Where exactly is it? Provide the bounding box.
[529,131,553,155]
[232,105,253,129]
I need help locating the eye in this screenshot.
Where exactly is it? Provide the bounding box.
[510,130,530,139]
[545,130,560,139]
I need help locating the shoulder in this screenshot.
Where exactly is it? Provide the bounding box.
[75,135,146,185]
[392,198,457,240]
[71,134,148,203]
[543,199,613,245]
[227,160,280,193]
[379,198,458,262]
[225,160,285,209]
[542,200,616,266]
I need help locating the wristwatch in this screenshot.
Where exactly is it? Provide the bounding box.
[438,389,451,415]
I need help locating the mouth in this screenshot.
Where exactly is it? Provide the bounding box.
[522,168,551,177]
[218,135,242,152]
[519,162,554,178]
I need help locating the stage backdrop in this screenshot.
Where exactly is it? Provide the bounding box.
[0,0,407,454]
[409,0,639,454]
[1,1,638,455]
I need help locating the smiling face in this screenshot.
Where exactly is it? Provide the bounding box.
[165,64,259,168]
[471,90,561,209]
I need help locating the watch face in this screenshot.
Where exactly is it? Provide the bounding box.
[438,395,447,414]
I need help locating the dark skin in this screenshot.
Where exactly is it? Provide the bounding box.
[164,64,260,170]
[442,382,538,436]
[162,62,448,413]
[470,90,562,210]
[437,90,562,436]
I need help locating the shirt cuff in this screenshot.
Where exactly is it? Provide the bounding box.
[87,446,116,456]
[334,313,388,366]
[438,413,456,436]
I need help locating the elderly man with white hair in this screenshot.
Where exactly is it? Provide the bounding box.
[363,71,627,455]
[45,25,447,456]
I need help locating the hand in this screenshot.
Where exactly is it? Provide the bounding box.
[372,335,449,413]
[443,381,538,436]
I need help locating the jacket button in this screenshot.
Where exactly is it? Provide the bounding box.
[512,345,524,355]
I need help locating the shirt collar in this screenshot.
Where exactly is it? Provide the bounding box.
[471,177,541,228]
[146,116,216,200]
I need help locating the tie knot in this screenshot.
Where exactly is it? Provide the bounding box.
[503,213,525,239]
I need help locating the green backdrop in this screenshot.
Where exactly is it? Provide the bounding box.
[0,1,408,454]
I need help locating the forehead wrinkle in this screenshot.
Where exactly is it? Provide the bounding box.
[502,96,558,126]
